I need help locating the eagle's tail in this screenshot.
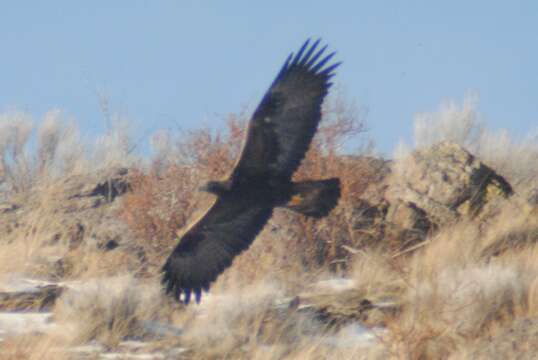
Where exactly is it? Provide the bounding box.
[285,178,341,218]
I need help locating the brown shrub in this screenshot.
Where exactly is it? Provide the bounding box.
[120,96,375,281]
[120,116,244,268]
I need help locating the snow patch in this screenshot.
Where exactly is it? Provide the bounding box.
[312,278,356,292]
[0,276,57,292]
[0,312,56,335]
[324,323,385,348]
[100,353,165,360]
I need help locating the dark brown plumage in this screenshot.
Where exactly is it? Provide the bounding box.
[162,39,341,304]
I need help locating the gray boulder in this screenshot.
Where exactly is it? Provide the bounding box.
[351,142,513,251]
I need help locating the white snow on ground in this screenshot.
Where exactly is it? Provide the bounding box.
[324,323,386,348]
[0,312,56,335]
[0,275,57,292]
[0,276,385,356]
[141,320,183,337]
[60,342,187,359]
[100,352,166,359]
[0,276,62,342]
[0,275,117,293]
[63,343,105,354]
[311,278,356,292]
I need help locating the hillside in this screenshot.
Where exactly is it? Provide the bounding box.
[1,98,538,359]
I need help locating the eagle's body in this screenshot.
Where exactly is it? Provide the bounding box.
[203,176,293,205]
[162,39,341,304]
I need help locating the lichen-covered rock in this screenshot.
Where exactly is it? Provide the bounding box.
[387,141,513,224]
[350,142,513,252]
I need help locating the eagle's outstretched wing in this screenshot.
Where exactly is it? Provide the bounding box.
[162,196,273,303]
[231,38,340,182]
[162,39,340,304]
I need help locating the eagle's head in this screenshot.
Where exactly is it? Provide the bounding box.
[199,180,232,196]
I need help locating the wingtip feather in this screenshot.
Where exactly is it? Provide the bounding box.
[276,39,340,82]
[299,38,321,66]
[194,288,202,303]
[184,288,192,304]
[319,61,342,76]
[273,52,293,84]
[311,51,337,73]
[291,38,311,66]
[307,44,327,65]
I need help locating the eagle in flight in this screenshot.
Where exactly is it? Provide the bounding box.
[162,39,341,304]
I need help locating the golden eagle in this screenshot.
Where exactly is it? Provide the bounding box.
[162,39,341,304]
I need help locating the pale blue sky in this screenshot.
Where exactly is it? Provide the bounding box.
[1,1,537,154]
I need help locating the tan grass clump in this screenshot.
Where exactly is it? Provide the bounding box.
[180,281,326,359]
[375,205,538,358]
[53,275,172,348]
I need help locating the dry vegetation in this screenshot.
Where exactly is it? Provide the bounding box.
[1,94,538,359]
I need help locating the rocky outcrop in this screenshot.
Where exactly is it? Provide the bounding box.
[351,142,513,251]
[0,284,63,311]
[288,289,399,329]
[388,142,513,223]
[0,167,141,278]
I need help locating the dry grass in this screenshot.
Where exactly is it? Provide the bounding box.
[411,92,538,187]
[0,108,137,196]
[1,94,538,359]
[0,335,64,360]
[358,203,538,359]
[175,280,389,359]
[53,275,171,348]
